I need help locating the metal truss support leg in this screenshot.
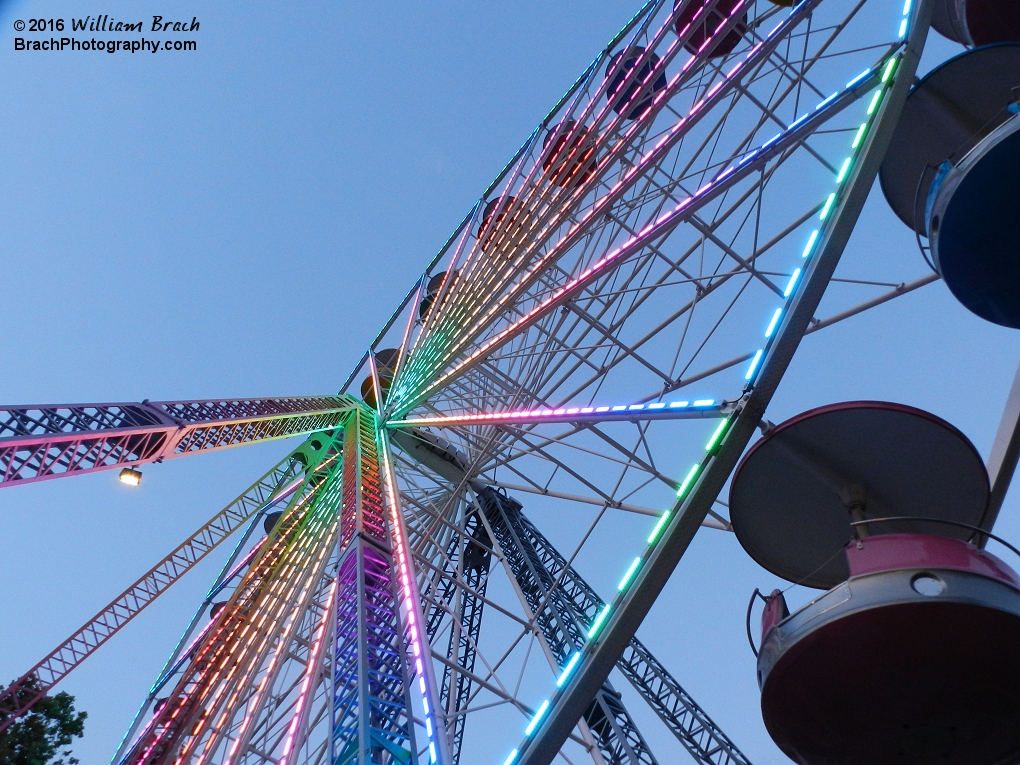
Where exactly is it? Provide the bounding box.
[477,488,659,765]
[488,490,751,765]
[331,536,419,765]
[418,504,493,765]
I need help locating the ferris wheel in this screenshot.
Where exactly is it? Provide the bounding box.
[3,0,1020,764]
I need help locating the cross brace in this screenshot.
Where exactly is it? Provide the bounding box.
[420,504,493,765]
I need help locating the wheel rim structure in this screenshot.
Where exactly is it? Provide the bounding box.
[0,1,940,765]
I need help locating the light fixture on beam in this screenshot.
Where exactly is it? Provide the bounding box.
[118,467,142,486]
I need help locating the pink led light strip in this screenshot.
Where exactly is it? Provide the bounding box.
[134,491,321,764]
[131,464,341,765]
[188,507,340,765]
[397,0,788,411]
[277,577,339,765]
[400,0,751,389]
[388,397,724,428]
[379,430,447,765]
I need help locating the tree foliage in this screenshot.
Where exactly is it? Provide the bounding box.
[0,677,86,765]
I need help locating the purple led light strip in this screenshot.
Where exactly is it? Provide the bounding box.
[387,398,725,429]
[397,0,760,399]
[395,0,821,414]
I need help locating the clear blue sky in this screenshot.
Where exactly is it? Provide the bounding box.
[1,1,1018,763]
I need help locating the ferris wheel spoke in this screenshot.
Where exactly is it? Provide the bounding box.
[0,447,319,739]
[0,395,355,487]
[399,95,874,414]
[393,0,836,408]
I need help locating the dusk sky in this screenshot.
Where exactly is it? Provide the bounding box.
[1,2,1018,763]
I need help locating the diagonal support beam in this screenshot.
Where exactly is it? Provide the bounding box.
[479,488,660,765]
[499,495,751,765]
[0,444,326,736]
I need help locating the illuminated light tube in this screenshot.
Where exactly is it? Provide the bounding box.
[815,92,838,110]
[765,308,783,338]
[503,749,519,765]
[903,0,912,13]
[852,123,868,149]
[789,113,810,130]
[745,349,765,381]
[898,18,908,37]
[587,603,612,640]
[784,268,803,298]
[648,512,673,546]
[676,464,701,499]
[846,68,872,88]
[648,402,665,410]
[836,157,852,183]
[693,399,715,407]
[430,743,438,763]
[882,56,898,83]
[618,557,642,591]
[670,401,690,408]
[557,652,582,687]
[705,418,731,451]
[525,700,551,736]
[819,193,837,220]
[802,230,820,258]
[867,90,883,116]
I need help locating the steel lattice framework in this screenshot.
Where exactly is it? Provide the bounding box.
[1,1,952,765]
[0,396,356,485]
